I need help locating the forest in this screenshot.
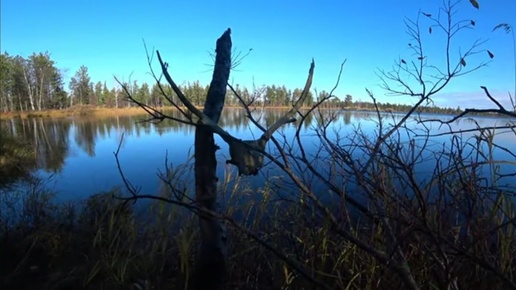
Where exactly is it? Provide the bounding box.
[0,52,463,115]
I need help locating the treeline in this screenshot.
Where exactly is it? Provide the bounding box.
[0,51,461,115]
[351,100,463,115]
[0,52,67,111]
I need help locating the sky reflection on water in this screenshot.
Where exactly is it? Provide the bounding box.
[2,109,515,202]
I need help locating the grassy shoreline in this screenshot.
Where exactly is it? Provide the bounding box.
[0,105,458,121]
[2,176,514,289]
[0,105,304,120]
[0,106,167,120]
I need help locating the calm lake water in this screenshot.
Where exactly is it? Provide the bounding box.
[2,109,515,202]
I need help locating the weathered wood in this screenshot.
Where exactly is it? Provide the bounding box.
[204,28,232,124]
[157,34,315,177]
[191,28,231,290]
[226,60,315,176]
[155,28,313,286]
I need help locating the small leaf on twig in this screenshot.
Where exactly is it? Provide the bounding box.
[460,58,467,67]
[469,0,479,9]
[401,59,406,64]
[418,57,424,60]
[487,50,494,59]
[471,20,476,26]
[408,43,412,47]
[422,12,432,17]
[493,23,512,34]
[429,27,432,34]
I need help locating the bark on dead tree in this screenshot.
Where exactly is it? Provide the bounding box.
[124,27,315,289]
[191,28,232,290]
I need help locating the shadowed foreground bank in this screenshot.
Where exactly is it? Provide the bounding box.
[1,169,515,290]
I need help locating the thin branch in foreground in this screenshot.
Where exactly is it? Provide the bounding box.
[112,135,330,289]
[115,77,195,126]
[415,125,516,137]
[142,41,191,118]
[425,86,516,125]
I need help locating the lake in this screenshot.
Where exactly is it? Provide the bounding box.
[1,109,515,203]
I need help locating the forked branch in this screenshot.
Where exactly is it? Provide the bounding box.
[262,60,315,141]
[424,86,516,125]
[156,50,315,175]
[225,60,315,175]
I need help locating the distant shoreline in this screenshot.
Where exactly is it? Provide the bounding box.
[0,105,335,120]
[0,105,289,120]
[1,104,502,121]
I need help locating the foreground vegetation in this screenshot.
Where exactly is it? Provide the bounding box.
[1,158,515,290]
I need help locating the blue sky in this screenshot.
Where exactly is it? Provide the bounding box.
[2,0,515,108]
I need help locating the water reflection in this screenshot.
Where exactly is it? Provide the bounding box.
[1,109,514,201]
[2,118,71,172]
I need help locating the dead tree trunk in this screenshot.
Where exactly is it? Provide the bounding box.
[191,28,232,290]
[121,27,314,288]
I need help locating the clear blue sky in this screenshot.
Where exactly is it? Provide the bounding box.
[2,0,515,108]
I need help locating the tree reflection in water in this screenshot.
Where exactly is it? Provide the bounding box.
[1,110,513,201]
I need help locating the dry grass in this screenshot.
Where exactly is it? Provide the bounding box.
[1,164,515,290]
[0,105,322,120]
[0,105,169,120]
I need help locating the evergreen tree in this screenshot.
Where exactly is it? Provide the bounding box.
[344,94,353,107]
[69,65,92,106]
